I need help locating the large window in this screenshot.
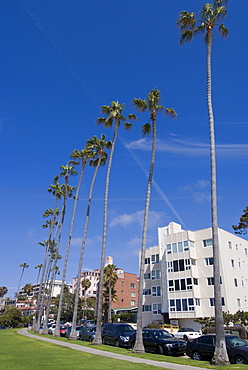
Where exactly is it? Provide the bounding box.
[168,278,193,291]
[166,240,194,254]
[203,239,213,247]
[151,269,160,280]
[145,257,150,264]
[169,298,195,312]
[143,289,151,296]
[152,286,161,297]
[144,273,150,280]
[209,297,225,307]
[205,257,214,266]
[152,303,161,315]
[167,259,193,272]
[143,305,151,312]
[151,254,159,264]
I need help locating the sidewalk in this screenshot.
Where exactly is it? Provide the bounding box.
[18,328,210,370]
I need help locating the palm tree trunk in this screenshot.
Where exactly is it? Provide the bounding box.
[54,164,85,337]
[93,123,118,345]
[69,159,101,340]
[16,268,24,301]
[206,30,229,366]
[133,111,156,353]
[108,280,112,323]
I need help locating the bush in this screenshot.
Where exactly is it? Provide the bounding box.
[146,322,162,329]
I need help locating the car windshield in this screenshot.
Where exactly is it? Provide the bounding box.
[227,337,248,348]
[152,330,173,339]
[116,325,135,333]
[60,326,67,330]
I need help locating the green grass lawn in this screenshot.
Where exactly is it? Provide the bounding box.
[0,329,247,370]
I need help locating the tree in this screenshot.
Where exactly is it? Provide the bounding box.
[0,286,8,298]
[34,264,43,286]
[70,134,111,340]
[0,307,23,328]
[81,278,91,319]
[93,101,137,345]
[52,285,83,323]
[22,283,33,298]
[103,264,118,323]
[17,263,29,299]
[132,89,176,353]
[177,1,229,365]
[54,148,94,337]
[232,206,248,234]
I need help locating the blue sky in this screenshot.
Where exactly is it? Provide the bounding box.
[1,0,248,298]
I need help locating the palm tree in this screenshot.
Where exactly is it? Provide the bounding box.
[0,286,8,298]
[54,148,94,336]
[34,264,43,286]
[132,89,176,353]
[81,278,91,319]
[69,134,111,340]
[22,283,33,298]
[93,101,137,345]
[16,263,29,300]
[177,1,229,365]
[103,264,118,323]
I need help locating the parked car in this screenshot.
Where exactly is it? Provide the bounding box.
[174,328,201,341]
[60,325,69,337]
[79,325,96,342]
[129,329,186,356]
[65,326,81,339]
[80,319,95,327]
[48,324,56,335]
[186,334,248,364]
[102,323,136,347]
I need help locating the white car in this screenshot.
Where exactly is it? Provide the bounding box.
[48,324,56,335]
[173,328,202,341]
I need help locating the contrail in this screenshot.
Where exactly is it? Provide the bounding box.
[119,134,188,230]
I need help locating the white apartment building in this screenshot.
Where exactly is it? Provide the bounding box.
[18,280,72,299]
[72,270,100,298]
[142,222,248,330]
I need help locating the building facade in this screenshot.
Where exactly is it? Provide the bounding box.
[112,269,139,311]
[142,222,248,329]
[72,270,100,299]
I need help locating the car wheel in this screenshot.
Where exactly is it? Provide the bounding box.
[192,351,202,361]
[183,335,188,341]
[235,355,247,364]
[157,345,164,355]
[131,341,135,350]
[89,336,93,343]
[102,337,106,345]
[115,339,120,347]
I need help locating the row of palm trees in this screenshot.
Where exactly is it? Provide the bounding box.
[29,0,229,365]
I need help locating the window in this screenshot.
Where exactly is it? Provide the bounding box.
[203,239,213,247]
[183,241,189,251]
[195,298,201,306]
[130,300,136,306]
[121,299,124,302]
[122,281,124,285]
[143,305,151,312]
[130,283,136,288]
[205,257,214,266]
[145,257,150,264]
[152,286,161,297]
[234,278,238,287]
[207,277,214,285]
[178,242,183,252]
[228,241,232,249]
[131,291,136,297]
[143,289,151,296]
[237,298,241,308]
[167,261,173,272]
[231,259,235,268]
[144,273,150,280]
[180,279,186,291]
[152,303,161,315]
[187,278,193,289]
[191,258,196,266]
[169,280,174,291]
[152,269,160,280]
[169,298,195,312]
[121,290,124,294]
[210,297,225,306]
[172,243,177,253]
[167,244,171,254]
[185,259,191,270]
[151,254,159,264]
[170,299,175,311]
[175,280,180,291]
[245,249,248,256]
[193,278,198,285]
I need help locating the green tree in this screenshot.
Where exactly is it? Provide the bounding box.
[70,134,111,340]
[52,285,83,323]
[103,264,118,323]
[177,1,229,365]
[17,263,29,299]
[132,89,176,353]
[0,286,8,298]
[81,278,91,319]
[54,148,94,337]
[1,307,23,328]
[22,283,33,298]
[93,102,137,345]
[232,206,248,234]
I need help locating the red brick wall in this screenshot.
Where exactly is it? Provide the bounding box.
[112,272,139,308]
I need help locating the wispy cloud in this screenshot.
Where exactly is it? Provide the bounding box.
[110,210,166,229]
[71,235,101,247]
[182,179,211,204]
[125,137,248,157]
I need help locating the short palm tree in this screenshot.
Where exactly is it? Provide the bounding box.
[0,286,8,298]
[177,1,229,365]
[23,283,33,298]
[132,89,176,353]
[34,264,43,286]
[81,278,91,319]
[54,148,94,337]
[69,134,111,340]
[16,263,29,300]
[103,264,118,323]
[93,101,137,345]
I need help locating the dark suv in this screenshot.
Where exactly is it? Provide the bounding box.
[102,323,136,347]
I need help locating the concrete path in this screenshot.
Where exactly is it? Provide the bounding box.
[18,328,209,370]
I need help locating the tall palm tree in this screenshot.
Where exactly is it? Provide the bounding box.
[34,264,43,286]
[177,1,229,365]
[132,89,176,353]
[69,134,111,340]
[93,101,137,345]
[0,286,8,298]
[16,263,29,300]
[54,148,94,337]
[81,278,91,319]
[103,264,118,323]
